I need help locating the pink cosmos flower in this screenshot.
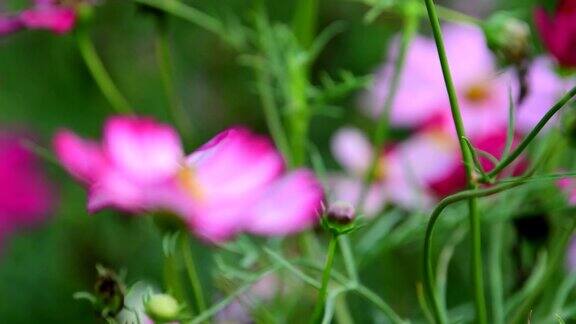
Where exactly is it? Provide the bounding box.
[363,24,565,138]
[0,0,76,36]
[535,0,576,68]
[329,127,437,215]
[54,116,323,242]
[330,125,526,213]
[0,131,54,246]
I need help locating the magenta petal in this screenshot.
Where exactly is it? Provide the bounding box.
[0,16,24,36]
[190,127,285,201]
[103,116,184,184]
[244,170,323,236]
[53,130,105,184]
[20,6,75,34]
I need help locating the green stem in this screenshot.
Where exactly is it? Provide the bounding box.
[360,2,418,203]
[487,86,576,178]
[154,15,192,137]
[292,0,319,49]
[254,64,293,167]
[287,58,310,167]
[181,235,207,314]
[164,251,186,305]
[133,0,223,38]
[354,286,407,324]
[509,219,576,324]
[311,235,339,323]
[76,29,133,114]
[488,222,505,324]
[422,0,486,322]
[423,180,529,324]
[435,5,482,25]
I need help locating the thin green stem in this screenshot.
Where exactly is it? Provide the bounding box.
[487,86,576,178]
[254,65,293,167]
[76,29,132,114]
[423,180,529,324]
[154,15,192,137]
[133,0,223,38]
[422,0,486,322]
[358,2,418,208]
[164,252,186,305]
[488,222,505,324]
[181,235,207,314]
[292,0,319,49]
[509,219,576,324]
[354,286,407,324]
[435,5,482,25]
[311,235,339,323]
[339,236,359,284]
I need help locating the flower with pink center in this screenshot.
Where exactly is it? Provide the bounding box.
[363,24,566,138]
[0,0,76,36]
[535,0,576,68]
[54,116,323,242]
[0,131,55,247]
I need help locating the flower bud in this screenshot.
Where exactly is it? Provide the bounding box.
[483,12,531,65]
[327,201,356,225]
[145,294,180,322]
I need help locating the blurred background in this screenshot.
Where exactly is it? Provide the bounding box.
[0,0,560,322]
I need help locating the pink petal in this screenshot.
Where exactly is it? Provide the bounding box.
[53,130,106,184]
[20,6,75,34]
[188,127,285,202]
[244,170,323,236]
[331,127,373,175]
[328,174,386,218]
[0,16,24,36]
[103,116,184,184]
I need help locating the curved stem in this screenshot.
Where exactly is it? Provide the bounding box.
[487,86,576,178]
[423,180,528,324]
[76,28,133,115]
[422,0,486,322]
[181,235,207,314]
[154,15,192,137]
[311,235,339,323]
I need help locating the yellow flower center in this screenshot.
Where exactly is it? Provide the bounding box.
[177,168,204,200]
[465,83,490,103]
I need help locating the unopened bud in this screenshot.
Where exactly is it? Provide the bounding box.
[145,294,180,322]
[483,12,531,65]
[327,201,356,225]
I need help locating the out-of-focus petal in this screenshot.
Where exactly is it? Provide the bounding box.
[0,16,23,36]
[189,127,284,202]
[54,130,105,184]
[20,6,75,34]
[244,170,323,236]
[517,57,567,133]
[103,116,183,184]
[328,174,386,218]
[331,127,373,175]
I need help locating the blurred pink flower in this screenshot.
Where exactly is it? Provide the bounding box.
[0,0,76,36]
[54,116,183,213]
[54,116,323,242]
[535,0,576,68]
[0,132,54,245]
[329,127,438,215]
[363,24,565,137]
[558,176,576,205]
[330,126,526,212]
[172,127,323,241]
